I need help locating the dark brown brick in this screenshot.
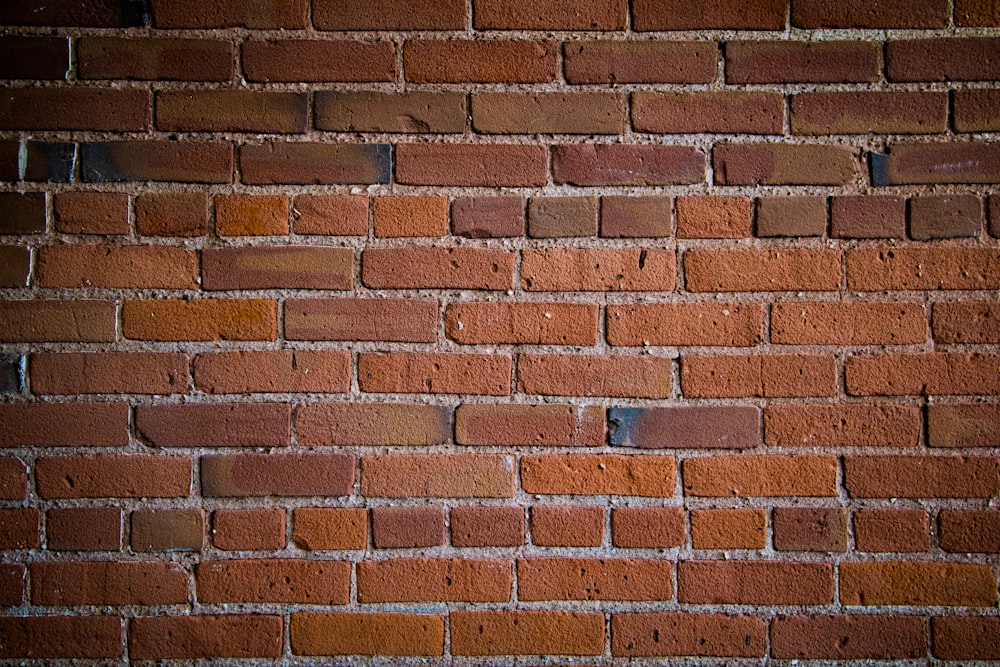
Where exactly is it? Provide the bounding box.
[0,403,128,447]
[519,557,672,601]
[726,40,880,84]
[129,615,282,660]
[4,0,145,27]
[928,404,1000,448]
[54,192,129,235]
[32,561,189,605]
[78,37,233,80]
[313,0,465,29]
[792,0,948,28]
[201,453,354,497]
[31,352,189,395]
[0,88,147,131]
[243,40,395,83]
[909,195,982,239]
[773,507,848,552]
[888,37,1000,82]
[831,195,906,238]
[203,247,353,290]
[0,192,45,234]
[527,197,598,238]
[0,458,27,500]
[791,91,948,135]
[0,36,69,79]
[0,247,29,287]
[137,404,290,448]
[363,247,515,290]
[157,91,307,133]
[455,404,604,447]
[554,144,705,186]
[0,508,39,549]
[36,245,197,289]
[954,89,1000,132]
[772,614,926,659]
[405,40,557,83]
[287,299,437,343]
[475,0,626,29]
[292,195,368,236]
[755,196,827,237]
[633,0,785,29]
[396,144,547,187]
[473,93,626,135]
[844,455,1000,498]
[564,41,718,84]
[82,141,232,184]
[36,454,191,499]
[316,92,466,133]
[0,564,23,606]
[611,507,685,548]
[634,92,783,135]
[47,507,122,551]
[452,196,526,237]
[151,0,307,28]
[600,196,672,237]
[939,509,1000,552]
[358,558,510,602]
[371,506,446,548]
[678,560,834,604]
[531,506,603,547]
[840,561,996,607]
[240,143,390,185]
[0,616,123,659]
[610,406,761,449]
[871,143,1000,185]
[291,612,445,657]
[131,508,204,552]
[933,616,1000,660]
[715,143,860,185]
[1,141,74,183]
[194,350,350,394]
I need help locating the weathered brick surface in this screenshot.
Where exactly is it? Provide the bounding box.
[201,453,354,497]
[771,614,926,659]
[854,509,931,553]
[612,612,767,657]
[129,615,283,659]
[678,560,834,604]
[196,559,350,604]
[291,612,445,656]
[358,558,509,601]
[450,611,604,655]
[840,562,997,607]
[531,506,604,546]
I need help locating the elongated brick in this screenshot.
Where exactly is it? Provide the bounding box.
[291,612,445,656]
[455,404,604,446]
[610,406,761,449]
[522,454,674,496]
[361,454,515,498]
[297,403,450,447]
[201,453,354,497]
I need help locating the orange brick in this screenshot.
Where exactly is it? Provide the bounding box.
[196,559,350,604]
[297,403,450,447]
[357,558,511,602]
[215,194,288,236]
[531,506,604,546]
[685,248,841,292]
[446,302,599,345]
[286,298,438,343]
[292,508,366,550]
[31,352,189,395]
[363,247,515,290]
[681,354,837,398]
[0,300,116,343]
[845,455,1000,498]
[684,455,838,497]
[36,245,197,289]
[764,404,922,448]
[854,509,931,552]
[212,508,285,551]
[840,562,996,606]
[135,192,209,237]
[772,302,928,345]
[846,352,1000,395]
[847,247,1000,290]
[522,454,675,496]
[678,560,834,605]
[292,194,368,235]
[611,506,685,548]
[518,353,672,398]
[194,350,350,394]
[35,454,191,499]
[451,611,604,656]
[522,248,675,291]
[455,403,605,447]
[359,352,511,395]
[373,196,448,237]
[691,508,766,549]
[519,557,672,600]
[129,615,282,660]
[291,612,444,656]
[608,303,762,346]
[123,300,277,341]
[361,454,515,498]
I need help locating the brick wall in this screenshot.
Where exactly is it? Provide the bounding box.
[1,0,999,662]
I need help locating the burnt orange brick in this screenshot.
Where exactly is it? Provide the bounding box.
[691,508,766,549]
[214,194,287,236]
[201,453,354,497]
[286,298,437,343]
[910,194,982,239]
[679,560,833,604]
[773,507,847,552]
[714,143,859,185]
[612,506,684,548]
[675,196,752,238]
[0,617,122,659]
[0,403,128,447]
[292,194,368,235]
[831,195,906,238]
[939,509,1000,552]
[452,195,525,237]
[473,92,625,134]
[850,247,1000,290]
[135,192,208,237]
[888,37,1000,82]
[129,615,281,660]
[131,508,204,552]
[726,40,880,83]
[955,89,1000,131]
[610,406,760,449]
[36,455,190,499]
[755,196,828,237]
[765,404,922,448]
[53,192,129,235]
[608,303,762,347]
[792,91,947,135]
[531,506,603,547]
[137,404,290,448]
[565,41,717,84]
[475,0,626,29]
[151,0,307,28]
[684,455,838,497]
[33,561,188,605]
[772,302,927,345]
[0,88,148,131]
[685,248,840,292]
[291,612,445,656]
[681,354,837,398]
[794,0,947,27]
[362,454,515,498]
[241,143,390,185]
[358,558,509,601]
[78,37,233,81]
[373,196,448,237]
[213,509,285,551]
[81,141,233,184]
[613,612,766,658]
[123,299,277,341]
[451,506,524,547]
[363,247,515,289]
[519,557,671,600]
[635,92,782,135]
[203,247,352,290]
[313,0,465,29]
[527,196,599,238]
[405,40,557,83]
[197,559,350,604]
[37,245,197,289]
[396,143,547,187]
[933,616,1000,660]
[0,36,69,79]
[316,91,466,133]
[370,508,446,549]
[455,404,604,447]
[871,142,1000,185]
[0,300,115,343]
[243,39,394,83]
[32,351,189,395]
[292,508,366,550]
[521,454,675,496]
[0,564,23,606]
[845,455,1000,498]
[298,403,449,447]
[359,352,511,395]
[0,509,39,549]
[446,302,599,345]
[934,301,999,343]
[0,458,27,500]
[855,509,931,553]
[633,0,784,28]
[451,610,603,656]
[0,247,29,287]
[518,354,672,398]
[772,614,926,659]
[600,195,672,237]
[841,562,996,606]
[847,352,1000,396]
[928,404,1000,448]
[194,351,349,394]
[522,248,675,291]
[157,91,306,133]
[554,144,704,186]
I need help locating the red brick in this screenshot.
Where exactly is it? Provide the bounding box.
[933,616,1000,660]
[871,143,1000,185]
[313,0,465,29]
[135,192,208,237]
[841,562,996,606]
[831,195,906,238]
[475,0,625,29]
[36,454,190,499]
[287,298,436,343]
[772,301,927,345]
[196,559,350,604]
[0,458,27,500]
[855,509,931,553]
[793,91,947,135]
[157,91,307,133]
[136,404,289,448]
[453,610,603,655]
[531,506,603,546]
[292,194,368,235]
[37,245,197,289]
[612,612,766,658]
[53,192,129,235]
[451,196,525,237]
[715,143,860,185]
[396,143,547,186]
[374,196,448,237]
[681,354,837,398]
[130,615,282,660]
[955,89,1000,131]
[845,455,1000,498]
[793,0,948,27]
[201,453,354,497]
[151,0,307,28]
[194,351,349,394]
[243,39,395,83]
[847,352,1000,396]
[0,509,38,549]
[0,88,148,131]
[405,40,556,83]
[363,454,514,498]
[0,36,69,79]
[213,509,285,551]
[955,0,1000,25]
[0,247,28,287]
[33,561,188,605]
[32,352,188,395]
[928,404,1000,448]
[610,406,760,450]
[47,507,121,551]
[939,509,1000,552]
[123,299,277,341]
[679,560,833,604]
[363,247,515,290]
[240,143,390,185]
[612,506,685,548]
[473,92,625,135]
[0,617,122,659]
[726,40,880,84]
[888,37,1000,82]
[451,506,524,547]
[772,614,926,659]
[0,300,116,344]
[0,140,71,183]
[521,454,675,496]
[291,508,365,550]
[78,37,233,81]
[676,196,752,238]
[691,508,766,549]
[446,302,599,345]
[0,192,45,233]
[528,196,599,238]
[0,403,128,448]
[82,141,233,184]
[849,247,1000,291]
[455,404,604,447]
[519,557,670,601]
[0,564,23,606]
[518,354,672,398]
[370,507,446,549]
[565,40,717,84]
[600,195,672,237]
[522,247,675,291]
[214,194,288,236]
[360,352,511,395]
[633,0,784,29]
[608,302,762,347]
[203,247,352,290]
[291,612,445,656]
[685,248,841,291]
[684,455,838,497]
[316,91,466,133]
[131,508,204,552]
[773,507,847,552]
[765,404,922,448]
[554,144,705,186]
[359,557,509,601]
[934,301,999,343]
[635,92,782,135]
[910,195,982,239]
[298,403,449,447]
